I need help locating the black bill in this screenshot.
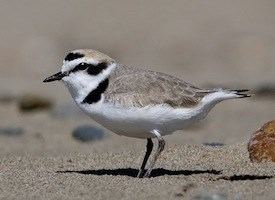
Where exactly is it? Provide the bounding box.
[43,72,66,82]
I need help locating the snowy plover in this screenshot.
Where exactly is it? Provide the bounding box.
[44,49,250,178]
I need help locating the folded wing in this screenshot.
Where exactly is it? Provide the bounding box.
[104,64,213,108]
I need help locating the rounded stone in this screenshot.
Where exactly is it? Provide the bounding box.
[18,94,53,112]
[0,127,24,137]
[72,125,105,142]
[248,120,275,162]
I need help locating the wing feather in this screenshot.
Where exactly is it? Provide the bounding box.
[104,64,211,108]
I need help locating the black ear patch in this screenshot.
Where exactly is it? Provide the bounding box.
[82,78,109,104]
[65,52,84,61]
[87,62,108,75]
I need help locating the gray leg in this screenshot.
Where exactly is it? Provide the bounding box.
[144,130,165,178]
[137,138,153,178]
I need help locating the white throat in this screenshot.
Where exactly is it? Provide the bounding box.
[62,62,116,104]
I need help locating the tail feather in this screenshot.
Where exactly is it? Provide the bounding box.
[199,89,251,111]
[229,89,251,98]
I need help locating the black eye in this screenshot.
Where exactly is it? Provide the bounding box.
[71,63,89,72]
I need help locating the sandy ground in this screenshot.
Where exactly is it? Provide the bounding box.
[0,97,274,200]
[0,1,275,199]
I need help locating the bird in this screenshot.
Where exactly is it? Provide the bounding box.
[43,49,250,178]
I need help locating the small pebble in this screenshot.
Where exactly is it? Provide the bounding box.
[203,142,224,147]
[0,127,24,137]
[182,183,196,193]
[72,125,105,142]
[174,193,184,197]
[248,120,275,162]
[18,94,53,112]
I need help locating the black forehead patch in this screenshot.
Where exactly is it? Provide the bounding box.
[64,52,84,61]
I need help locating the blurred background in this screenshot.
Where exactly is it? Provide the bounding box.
[0,0,274,154]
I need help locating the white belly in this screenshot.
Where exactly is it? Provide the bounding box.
[79,101,208,139]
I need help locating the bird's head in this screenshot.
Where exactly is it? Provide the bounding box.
[43,49,116,101]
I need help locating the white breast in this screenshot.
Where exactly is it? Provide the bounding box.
[78,98,207,139]
[74,90,236,139]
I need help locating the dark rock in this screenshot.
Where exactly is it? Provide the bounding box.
[193,192,227,200]
[18,94,53,112]
[174,183,195,197]
[182,183,196,193]
[248,120,275,162]
[174,193,184,197]
[0,93,17,103]
[255,84,275,98]
[203,142,224,147]
[0,127,24,137]
[72,125,105,142]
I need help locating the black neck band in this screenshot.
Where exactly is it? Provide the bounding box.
[82,78,109,104]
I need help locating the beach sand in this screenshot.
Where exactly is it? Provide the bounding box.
[0,1,275,199]
[0,98,275,200]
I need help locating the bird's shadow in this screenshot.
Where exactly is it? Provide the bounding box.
[56,167,221,178]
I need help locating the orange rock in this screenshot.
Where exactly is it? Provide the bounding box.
[248,120,275,162]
